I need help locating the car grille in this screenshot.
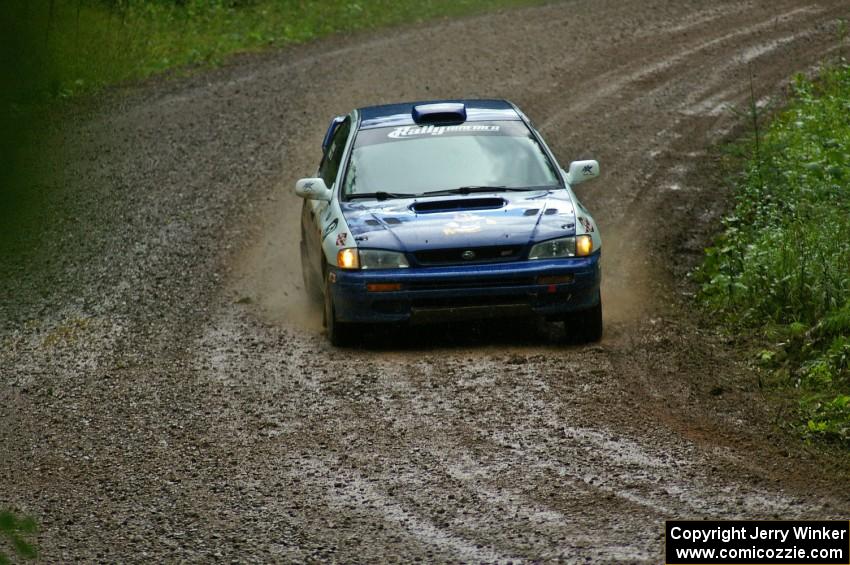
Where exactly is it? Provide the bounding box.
[413,245,523,266]
[412,295,531,310]
[406,276,535,291]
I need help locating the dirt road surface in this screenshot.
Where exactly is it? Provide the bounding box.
[3,0,850,562]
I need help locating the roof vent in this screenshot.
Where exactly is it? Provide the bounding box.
[412,102,466,124]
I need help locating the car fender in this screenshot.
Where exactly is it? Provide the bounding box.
[562,172,602,251]
[318,198,356,271]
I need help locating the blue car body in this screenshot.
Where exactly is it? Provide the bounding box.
[295,99,603,343]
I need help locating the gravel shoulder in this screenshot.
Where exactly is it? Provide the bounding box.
[3,1,850,562]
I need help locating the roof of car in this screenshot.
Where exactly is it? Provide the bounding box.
[357,99,521,129]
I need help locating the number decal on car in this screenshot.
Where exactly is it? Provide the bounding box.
[322,218,339,240]
[579,216,595,233]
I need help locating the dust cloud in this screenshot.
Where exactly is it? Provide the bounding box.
[231,178,324,333]
[599,223,659,325]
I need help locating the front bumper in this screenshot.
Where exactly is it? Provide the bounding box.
[329,253,601,324]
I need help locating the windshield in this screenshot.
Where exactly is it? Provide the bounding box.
[342,121,560,199]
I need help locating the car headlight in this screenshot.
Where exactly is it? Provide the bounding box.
[576,234,593,256]
[337,248,409,269]
[337,248,359,269]
[528,235,594,259]
[360,249,409,269]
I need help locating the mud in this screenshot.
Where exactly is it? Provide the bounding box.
[2,0,850,562]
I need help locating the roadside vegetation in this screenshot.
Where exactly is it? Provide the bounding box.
[696,63,850,448]
[0,510,37,564]
[27,0,546,99]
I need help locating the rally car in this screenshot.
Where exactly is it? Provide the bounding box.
[295,99,602,345]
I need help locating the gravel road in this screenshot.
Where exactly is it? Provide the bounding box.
[3,0,850,562]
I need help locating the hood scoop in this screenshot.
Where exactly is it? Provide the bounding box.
[411,197,506,214]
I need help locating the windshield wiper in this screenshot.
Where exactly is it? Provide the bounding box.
[419,185,536,197]
[348,185,551,201]
[347,191,411,201]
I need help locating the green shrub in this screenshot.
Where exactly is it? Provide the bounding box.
[0,510,37,564]
[696,65,850,447]
[802,394,850,444]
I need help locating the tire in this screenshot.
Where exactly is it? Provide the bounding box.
[563,298,603,344]
[323,274,354,347]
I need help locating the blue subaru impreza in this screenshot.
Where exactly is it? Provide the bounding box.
[295,99,602,345]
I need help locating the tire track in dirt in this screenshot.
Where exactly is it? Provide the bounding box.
[537,6,827,130]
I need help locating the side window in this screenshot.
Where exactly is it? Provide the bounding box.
[318,118,351,187]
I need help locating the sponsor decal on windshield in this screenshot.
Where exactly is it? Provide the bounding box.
[388,124,501,139]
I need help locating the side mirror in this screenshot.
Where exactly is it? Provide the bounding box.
[564,160,600,185]
[294,177,332,201]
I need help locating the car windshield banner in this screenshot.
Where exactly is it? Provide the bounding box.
[354,121,532,147]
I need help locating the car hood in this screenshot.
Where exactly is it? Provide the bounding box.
[340,190,576,252]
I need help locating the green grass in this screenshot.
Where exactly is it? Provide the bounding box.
[0,510,38,564]
[695,64,850,447]
[27,0,548,99]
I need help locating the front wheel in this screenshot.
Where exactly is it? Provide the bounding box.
[323,274,354,347]
[562,299,603,344]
